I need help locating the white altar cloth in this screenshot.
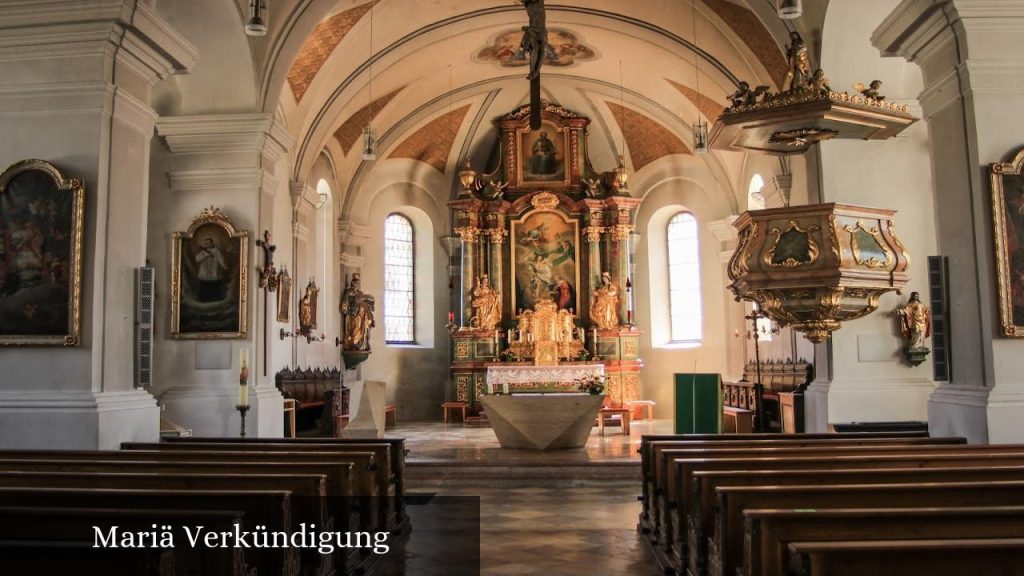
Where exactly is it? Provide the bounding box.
[485,363,604,394]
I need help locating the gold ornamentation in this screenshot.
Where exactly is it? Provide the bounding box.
[469,275,502,331]
[487,228,509,244]
[530,192,560,211]
[769,128,838,148]
[590,271,620,330]
[728,222,758,281]
[990,148,1024,337]
[584,226,605,243]
[455,340,470,359]
[623,339,638,356]
[610,224,634,242]
[501,100,585,121]
[763,221,820,268]
[844,221,894,269]
[456,376,469,401]
[455,226,481,242]
[340,272,375,350]
[0,159,85,346]
[171,206,250,340]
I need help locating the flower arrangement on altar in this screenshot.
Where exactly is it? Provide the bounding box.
[499,347,522,362]
[575,374,606,395]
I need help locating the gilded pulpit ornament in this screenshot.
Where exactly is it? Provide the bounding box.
[470,275,502,331]
[727,203,909,343]
[590,271,620,330]
[895,291,931,366]
[340,273,375,368]
[709,32,917,155]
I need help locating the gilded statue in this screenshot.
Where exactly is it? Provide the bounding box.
[470,275,502,331]
[895,291,932,366]
[340,272,375,351]
[298,278,319,332]
[783,31,812,92]
[855,80,885,101]
[590,271,620,330]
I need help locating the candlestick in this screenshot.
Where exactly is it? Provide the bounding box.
[236,404,249,438]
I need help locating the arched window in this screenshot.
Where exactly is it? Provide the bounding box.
[748,174,766,210]
[667,212,702,342]
[384,214,415,343]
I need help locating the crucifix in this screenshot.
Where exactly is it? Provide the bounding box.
[519,0,547,130]
[256,230,278,377]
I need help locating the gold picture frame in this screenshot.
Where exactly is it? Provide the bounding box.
[510,198,581,316]
[0,159,85,346]
[276,267,291,324]
[516,121,571,187]
[991,148,1024,337]
[170,206,249,339]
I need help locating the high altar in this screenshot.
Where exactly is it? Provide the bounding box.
[449,101,643,411]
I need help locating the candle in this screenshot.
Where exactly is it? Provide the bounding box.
[239,348,249,385]
[448,311,455,323]
[238,381,249,407]
[502,383,509,395]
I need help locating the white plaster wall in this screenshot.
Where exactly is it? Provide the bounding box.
[815,0,937,427]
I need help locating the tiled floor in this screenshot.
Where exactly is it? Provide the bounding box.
[391,418,673,463]
[376,419,670,575]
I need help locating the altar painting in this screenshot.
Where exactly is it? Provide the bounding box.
[511,210,579,315]
[519,122,568,184]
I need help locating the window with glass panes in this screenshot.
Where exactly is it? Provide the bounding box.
[384,214,415,343]
[667,212,702,342]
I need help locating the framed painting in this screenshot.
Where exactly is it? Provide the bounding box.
[510,201,580,316]
[992,148,1024,337]
[276,267,291,324]
[517,121,570,186]
[171,207,248,339]
[0,159,85,346]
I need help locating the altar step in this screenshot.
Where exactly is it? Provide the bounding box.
[405,459,640,486]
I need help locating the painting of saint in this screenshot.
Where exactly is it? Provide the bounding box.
[172,208,249,339]
[512,210,579,315]
[0,160,84,346]
[1001,174,1024,326]
[522,125,566,182]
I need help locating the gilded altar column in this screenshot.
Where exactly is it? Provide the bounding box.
[584,225,604,306]
[488,229,507,312]
[456,226,479,326]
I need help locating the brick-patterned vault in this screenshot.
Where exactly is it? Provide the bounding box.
[606,102,690,172]
[389,105,472,173]
[334,87,405,155]
[700,0,787,89]
[287,1,379,102]
[667,79,725,124]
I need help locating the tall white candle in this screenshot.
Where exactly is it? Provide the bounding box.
[238,381,249,407]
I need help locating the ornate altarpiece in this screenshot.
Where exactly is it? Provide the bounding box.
[449,102,643,411]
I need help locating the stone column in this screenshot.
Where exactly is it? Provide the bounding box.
[455,227,479,324]
[585,226,604,323]
[0,0,196,449]
[488,229,507,313]
[609,224,633,325]
[874,0,1024,443]
[707,217,743,380]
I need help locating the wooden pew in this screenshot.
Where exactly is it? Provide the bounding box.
[652,439,967,557]
[135,439,406,533]
[0,471,335,576]
[786,538,1024,576]
[638,431,927,530]
[0,506,249,576]
[744,505,1024,576]
[641,432,935,535]
[711,480,1024,576]
[164,436,410,529]
[0,487,298,576]
[674,449,1024,576]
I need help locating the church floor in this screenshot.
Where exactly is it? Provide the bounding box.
[389,418,674,463]
[381,483,662,576]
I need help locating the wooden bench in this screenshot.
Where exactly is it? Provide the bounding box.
[787,537,1024,576]
[165,436,410,528]
[0,506,249,576]
[275,366,349,434]
[689,464,1024,576]
[637,431,928,533]
[125,440,403,534]
[744,505,1024,576]
[721,406,754,433]
[711,480,1024,576]
[0,487,298,576]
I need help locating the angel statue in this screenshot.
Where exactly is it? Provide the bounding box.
[855,80,885,101]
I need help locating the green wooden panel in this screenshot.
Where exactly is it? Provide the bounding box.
[674,373,722,434]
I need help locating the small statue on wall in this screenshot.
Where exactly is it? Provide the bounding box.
[590,271,620,331]
[895,291,931,366]
[470,274,502,331]
[783,31,812,92]
[298,278,319,333]
[340,272,375,351]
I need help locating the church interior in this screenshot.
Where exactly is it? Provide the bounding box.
[2,0,1024,574]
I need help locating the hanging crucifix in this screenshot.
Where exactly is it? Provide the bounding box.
[519,0,547,130]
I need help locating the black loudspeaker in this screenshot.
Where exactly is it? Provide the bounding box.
[135,267,155,388]
[927,256,951,382]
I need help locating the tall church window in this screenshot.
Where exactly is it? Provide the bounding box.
[384,214,415,343]
[748,174,766,210]
[667,212,702,342]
